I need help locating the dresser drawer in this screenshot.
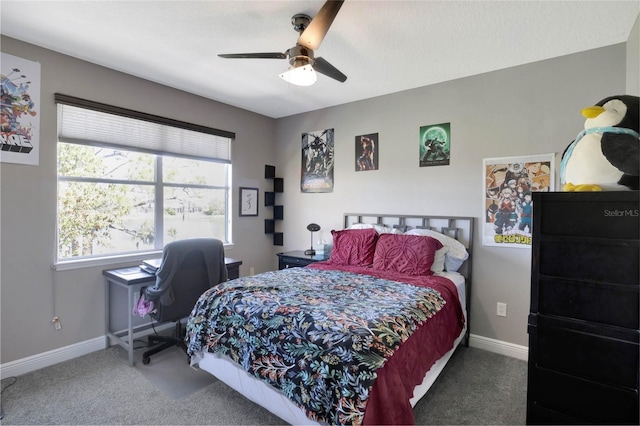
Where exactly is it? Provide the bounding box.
[526,403,585,425]
[277,251,329,270]
[536,276,639,328]
[529,318,639,389]
[279,256,314,268]
[527,366,639,425]
[538,237,639,285]
[534,192,639,239]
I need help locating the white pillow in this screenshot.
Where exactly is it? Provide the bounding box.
[404,228,469,272]
[430,245,449,274]
[348,223,402,234]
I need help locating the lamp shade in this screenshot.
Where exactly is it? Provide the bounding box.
[279,64,317,86]
[307,223,321,232]
[304,223,321,255]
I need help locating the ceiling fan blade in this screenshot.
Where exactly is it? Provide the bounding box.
[313,57,347,83]
[218,52,287,59]
[297,0,344,50]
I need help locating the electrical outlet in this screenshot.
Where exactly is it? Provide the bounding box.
[497,302,507,317]
[52,316,62,330]
[249,267,255,276]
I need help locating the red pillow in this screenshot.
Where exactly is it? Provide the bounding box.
[327,228,378,266]
[373,234,443,276]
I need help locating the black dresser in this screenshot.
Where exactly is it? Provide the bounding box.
[527,191,639,424]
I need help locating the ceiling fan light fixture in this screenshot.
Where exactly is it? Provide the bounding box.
[279,63,317,86]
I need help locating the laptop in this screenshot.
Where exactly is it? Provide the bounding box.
[139,258,162,274]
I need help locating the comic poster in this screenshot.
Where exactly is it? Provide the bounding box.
[420,122,450,167]
[355,133,378,171]
[301,128,334,193]
[483,154,555,248]
[1,53,41,165]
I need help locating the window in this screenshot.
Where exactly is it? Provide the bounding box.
[55,95,234,262]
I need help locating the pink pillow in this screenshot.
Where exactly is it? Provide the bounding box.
[373,234,443,276]
[327,228,378,266]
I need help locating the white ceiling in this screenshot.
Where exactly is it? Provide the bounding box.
[1,1,638,119]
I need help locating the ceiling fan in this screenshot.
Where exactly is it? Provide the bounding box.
[218,0,347,86]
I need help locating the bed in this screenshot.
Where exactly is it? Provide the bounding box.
[186,214,474,425]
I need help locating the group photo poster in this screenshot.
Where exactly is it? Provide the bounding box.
[355,132,378,171]
[483,153,555,248]
[1,53,41,165]
[301,128,334,193]
[419,122,450,167]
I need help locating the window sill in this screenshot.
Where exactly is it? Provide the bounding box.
[53,243,235,271]
[53,251,163,271]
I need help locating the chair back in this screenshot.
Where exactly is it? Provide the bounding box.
[146,238,227,322]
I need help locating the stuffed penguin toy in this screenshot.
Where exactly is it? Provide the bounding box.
[561,95,639,191]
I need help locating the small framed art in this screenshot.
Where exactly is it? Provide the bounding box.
[239,187,259,216]
[355,133,378,171]
[420,123,450,167]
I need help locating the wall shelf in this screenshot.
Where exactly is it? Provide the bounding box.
[265,192,275,206]
[264,165,284,246]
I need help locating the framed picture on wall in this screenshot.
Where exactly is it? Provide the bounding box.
[301,128,334,193]
[355,133,378,171]
[1,53,41,166]
[482,153,555,248]
[239,187,259,216]
[419,123,450,167]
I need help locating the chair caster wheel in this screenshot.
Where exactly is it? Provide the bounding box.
[142,357,150,365]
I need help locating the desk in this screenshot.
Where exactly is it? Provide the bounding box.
[103,257,242,366]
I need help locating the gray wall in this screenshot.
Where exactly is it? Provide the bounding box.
[0,37,278,363]
[274,44,628,347]
[0,31,634,364]
[628,14,639,95]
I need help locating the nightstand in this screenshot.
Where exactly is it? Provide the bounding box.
[277,250,329,270]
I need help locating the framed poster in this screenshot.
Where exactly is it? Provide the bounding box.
[1,53,41,165]
[239,187,259,216]
[420,123,450,167]
[483,153,555,248]
[355,133,378,171]
[301,128,334,193]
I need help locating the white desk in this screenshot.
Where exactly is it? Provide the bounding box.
[103,267,156,366]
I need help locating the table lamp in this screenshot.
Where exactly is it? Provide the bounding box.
[304,223,321,255]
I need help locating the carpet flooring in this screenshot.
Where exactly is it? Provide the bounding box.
[130,345,217,400]
[0,344,527,425]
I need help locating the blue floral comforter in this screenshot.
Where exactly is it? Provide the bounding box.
[185,267,447,425]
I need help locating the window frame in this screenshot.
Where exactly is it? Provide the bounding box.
[54,95,235,270]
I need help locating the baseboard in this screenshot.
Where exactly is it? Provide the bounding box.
[0,323,174,379]
[0,336,105,379]
[469,333,529,361]
[1,330,527,379]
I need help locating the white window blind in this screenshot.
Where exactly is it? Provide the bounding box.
[55,94,234,163]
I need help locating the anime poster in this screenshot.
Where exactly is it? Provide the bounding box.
[355,133,378,171]
[420,122,450,167]
[301,128,334,193]
[483,154,555,248]
[1,53,41,165]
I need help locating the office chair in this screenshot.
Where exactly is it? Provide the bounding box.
[142,238,228,365]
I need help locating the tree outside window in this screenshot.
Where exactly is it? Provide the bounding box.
[57,142,230,260]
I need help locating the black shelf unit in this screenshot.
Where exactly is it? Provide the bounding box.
[527,191,639,425]
[264,165,284,246]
